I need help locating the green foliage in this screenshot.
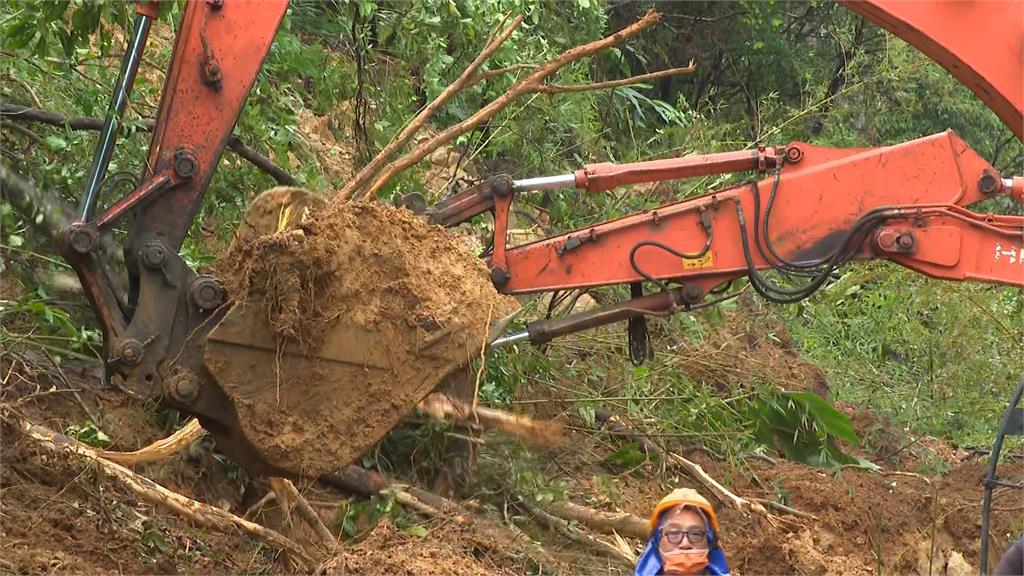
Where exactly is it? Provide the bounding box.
[791,266,1024,446]
[64,421,111,447]
[604,442,650,470]
[0,291,102,356]
[1,0,133,58]
[140,519,169,556]
[335,494,429,539]
[748,389,872,469]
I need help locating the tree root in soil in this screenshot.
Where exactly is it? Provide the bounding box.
[8,413,317,571]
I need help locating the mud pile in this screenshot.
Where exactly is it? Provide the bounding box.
[209,189,518,476]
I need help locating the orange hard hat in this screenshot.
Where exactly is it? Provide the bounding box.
[648,488,720,536]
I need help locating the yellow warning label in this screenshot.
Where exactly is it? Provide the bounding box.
[682,252,713,270]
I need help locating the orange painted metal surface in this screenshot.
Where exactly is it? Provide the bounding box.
[492,131,1023,296]
[841,0,1024,141]
[138,0,287,251]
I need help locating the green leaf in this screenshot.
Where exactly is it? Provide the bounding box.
[7,234,24,248]
[604,443,647,470]
[402,524,428,538]
[44,135,68,151]
[577,404,596,427]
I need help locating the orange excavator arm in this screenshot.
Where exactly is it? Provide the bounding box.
[432,131,1022,348]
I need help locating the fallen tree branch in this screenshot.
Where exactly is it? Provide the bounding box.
[417,392,564,447]
[1,161,87,245]
[0,104,296,186]
[542,499,648,539]
[536,61,696,94]
[666,451,768,517]
[517,496,636,567]
[10,414,316,570]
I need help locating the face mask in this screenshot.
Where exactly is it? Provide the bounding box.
[662,549,709,575]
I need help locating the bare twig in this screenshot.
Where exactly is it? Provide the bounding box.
[245,491,278,519]
[270,478,336,550]
[536,61,695,94]
[666,451,769,517]
[1,119,42,144]
[38,347,100,425]
[2,73,42,108]
[0,104,296,186]
[749,497,818,520]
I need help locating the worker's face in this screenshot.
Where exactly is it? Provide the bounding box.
[658,507,709,555]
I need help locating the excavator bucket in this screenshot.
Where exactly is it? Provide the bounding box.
[202,187,518,477]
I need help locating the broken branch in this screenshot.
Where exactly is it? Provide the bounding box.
[536,60,696,94]
[542,500,648,539]
[334,15,524,202]
[270,478,337,551]
[417,392,564,447]
[100,419,206,465]
[596,407,770,518]
[518,497,636,567]
[320,465,552,565]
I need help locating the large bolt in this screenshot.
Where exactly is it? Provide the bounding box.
[785,145,804,164]
[166,370,199,404]
[681,284,704,305]
[877,229,897,250]
[65,224,98,254]
[117,339,144,366]
[490,175,514,198]
[189,275,224,311]
[141,240,168,269]
[173,149,198,179]
[896,232,915,250]
[978,171,1000,195]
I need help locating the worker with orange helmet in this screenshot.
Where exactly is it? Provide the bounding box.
[634,488,731,576]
